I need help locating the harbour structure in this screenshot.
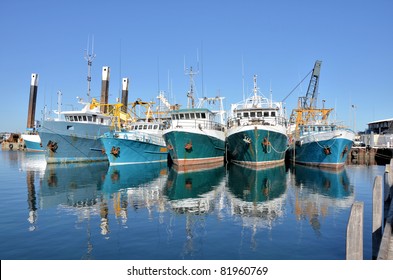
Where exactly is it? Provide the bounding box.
[288,60,355,168]
[358,118,393,165]
[226,74,288,167]
[163,66,226,167]
[21,73,44,152]
[38,65,120,163]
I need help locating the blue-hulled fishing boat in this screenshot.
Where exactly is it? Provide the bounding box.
[288,60,355,168]
[21,132,44,152]
[38,93,115,163]
[100,99,169,165]
[226,75,288,167]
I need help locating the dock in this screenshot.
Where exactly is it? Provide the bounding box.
[346,158,393,259]
[348,146,393,166]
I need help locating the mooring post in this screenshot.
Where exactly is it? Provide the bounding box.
[372,175,383,259]
[346,201,364,260]
[100,66,110,113]
[27,73,39,130]
[121,78,129,113]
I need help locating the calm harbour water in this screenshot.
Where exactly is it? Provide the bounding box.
[0,150,385,260]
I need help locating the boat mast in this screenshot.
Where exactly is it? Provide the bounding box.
[84,36,96,102]
[185,66,198,109]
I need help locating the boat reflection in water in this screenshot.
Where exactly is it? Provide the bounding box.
[227,163,287,229]
[290,165,354,235]
[40,162,108,209]
[102,162,168,222]
[163,164,226,213]
[163,164,226,257]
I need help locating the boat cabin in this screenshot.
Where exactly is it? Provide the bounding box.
[127,122,165,132]
[228,107,284,128]
[63,112,112,125]
[170,108,224,131]
[298,124,337,136]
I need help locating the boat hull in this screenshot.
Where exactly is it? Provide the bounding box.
[100,133,168,165]
[226,125,288,167]
[289,129,354,168]
[39,120,110,163]
[164,128,225,166]
[21,134,45,152]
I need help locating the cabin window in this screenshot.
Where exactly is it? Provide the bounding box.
[250,112,256,118]
[66,116,70,121]
[143,125,147,129]
[190,113,195,119]
[92,115,97,122]
[264,112,269,117]
[78,116,82,121]
[134,125,138,130]
[153,125,158,129]
[271,111,276,117]
[100,118,104,123]
[257,112,262,117]
[138,125,143,130]
[196,113,201,118]
[179,113,184,119]
[201,113,206,119]
[148,125,152,129]
[237,113,241,118]
[88,116,92,122]
[243,112,249,118]
[185,113,190,119]
[83,116,87,121]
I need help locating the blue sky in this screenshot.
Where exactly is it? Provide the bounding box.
[1,0,392,133]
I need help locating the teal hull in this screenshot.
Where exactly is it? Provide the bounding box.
[226,128,288,167]
[164,130,225,165]
[228,163,287,202]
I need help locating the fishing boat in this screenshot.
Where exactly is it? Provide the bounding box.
[38,92,118,164]
[21,132,44,152]
[100,99,169,165]
[288,60,355,168]
[226,75,288,167]
[163,67,226,166]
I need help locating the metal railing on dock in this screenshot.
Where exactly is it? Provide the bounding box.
[346,158,393,259]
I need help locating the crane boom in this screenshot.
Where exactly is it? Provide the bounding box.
[302,60,322,109]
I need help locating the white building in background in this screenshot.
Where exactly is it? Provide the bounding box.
[361,118,393,148]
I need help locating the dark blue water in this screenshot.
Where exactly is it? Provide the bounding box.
[0,150,384,260]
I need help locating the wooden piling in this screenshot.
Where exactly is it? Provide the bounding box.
[372,176,383,259]
[346,201,364,260]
